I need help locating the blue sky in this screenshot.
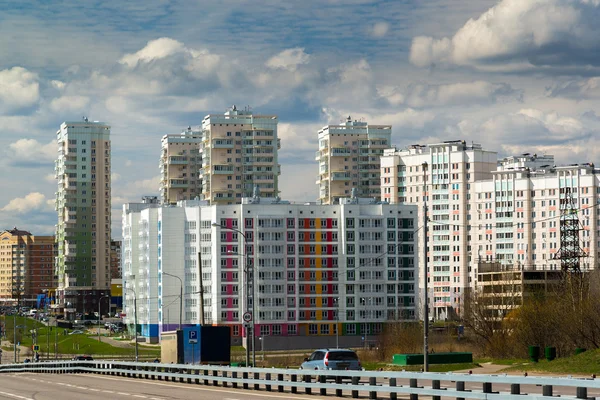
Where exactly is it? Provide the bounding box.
[1,0,600,238]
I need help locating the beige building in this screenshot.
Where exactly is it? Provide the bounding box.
[380,141,497,319]
[200,106,280,205]
[55,118,112,315]
[0,228,55,306]
[316,116,391,204]
[159,126,203,204]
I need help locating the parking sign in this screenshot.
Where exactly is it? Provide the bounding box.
[188,330,198,344]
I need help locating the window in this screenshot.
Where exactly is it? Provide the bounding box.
[308,324,318,335]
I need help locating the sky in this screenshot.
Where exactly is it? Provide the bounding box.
[2,0,600,239]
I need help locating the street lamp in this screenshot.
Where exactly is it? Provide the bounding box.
[123,283,139,362]
[162,272,183,330]
[333,297,340,349]
[98,294,110,342]
[422,161,430,372]
[212,222,254,367]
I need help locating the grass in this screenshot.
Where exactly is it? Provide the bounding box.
[475,357,528,366]
[361,361,480,372]
[502,349,600,375]
[1,315,159,357]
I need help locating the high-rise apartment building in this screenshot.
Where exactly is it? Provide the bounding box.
[200,106,280,205]
[159,126,203,204]
[380,141,497,319]
[55,118,112,316]
[122,193,419,347]
[110,240,122,279]
[0,228,55,307]
[471,160,599,281]
[316,116,391,204]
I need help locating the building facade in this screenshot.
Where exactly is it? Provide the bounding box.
[110,240,122,279]
[200,106,281,205]
[380,141,498,320]
[316,116,391,205]
[471,161,599,281]
[0,228,55,307]
[55,118,112,316]
[159,126,203,204]
[122,193,419,347]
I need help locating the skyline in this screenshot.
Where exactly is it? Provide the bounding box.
[1,0,600,238]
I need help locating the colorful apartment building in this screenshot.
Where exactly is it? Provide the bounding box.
[200,106,281,205]
[159,126,203,204]
[0,228,56,307]
[316,116,391,204]
[122,192,419,348]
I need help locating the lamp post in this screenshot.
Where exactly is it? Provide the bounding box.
[422,162,430,372]
[98,294,110,342]
[124,283,138,362]
[162,272,183,331]
[212,223,254,367]
[334,297,339,349]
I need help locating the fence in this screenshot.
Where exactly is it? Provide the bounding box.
[1,360,598,400]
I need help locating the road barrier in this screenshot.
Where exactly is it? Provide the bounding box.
[0,360,598,400]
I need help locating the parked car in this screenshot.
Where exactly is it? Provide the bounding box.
[69,330,85,335]
[300,349,362,371]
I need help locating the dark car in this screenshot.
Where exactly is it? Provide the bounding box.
[300,349,362,371]
[72,355,94,361]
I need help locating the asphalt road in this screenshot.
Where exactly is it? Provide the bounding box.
[0,373,330,400]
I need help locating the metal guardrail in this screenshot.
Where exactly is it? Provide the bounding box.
[0,360,598,400]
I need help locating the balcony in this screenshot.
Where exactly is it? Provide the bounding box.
[213,165,234,174]
[168,156,188,165]
[213,194,235,201]
[330,148,352,156]
[331,172,351,181]
[212,140,234,149]
[169,179,188,188]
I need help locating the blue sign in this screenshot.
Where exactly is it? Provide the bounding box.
[189,330,197,340]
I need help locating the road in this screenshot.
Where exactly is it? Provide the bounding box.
[0,373,330,400]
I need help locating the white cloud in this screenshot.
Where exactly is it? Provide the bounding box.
[379,81,522,107]
[2,192,47,213]
[409,0,600,72]
[370,22,390,38]
[266,48,311,72]
[6,139,55,165]
[120,37,186,67]
[49,95,90,112]
[546,77,600,99]
[0,67,39,113]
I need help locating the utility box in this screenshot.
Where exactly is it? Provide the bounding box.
[392,352,473,365]
[161,326,231,365]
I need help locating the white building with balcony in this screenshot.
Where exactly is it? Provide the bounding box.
[122,191,419,348]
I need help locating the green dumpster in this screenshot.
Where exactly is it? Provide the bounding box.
[528,346,540,362]
[575,348,586,355]
[544,347,556,361]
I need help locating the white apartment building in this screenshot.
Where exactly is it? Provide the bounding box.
[55,118,112,316]
[316,116,391,204]
[122,191,419,348]
[380,141,497,320]
[471,160,599,284]
[200,106,281,205]
[159,126,203,204]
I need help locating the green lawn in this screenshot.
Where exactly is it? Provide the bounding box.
[2,316,159,357]
[502,349,600,375]
[361,361,480,372]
